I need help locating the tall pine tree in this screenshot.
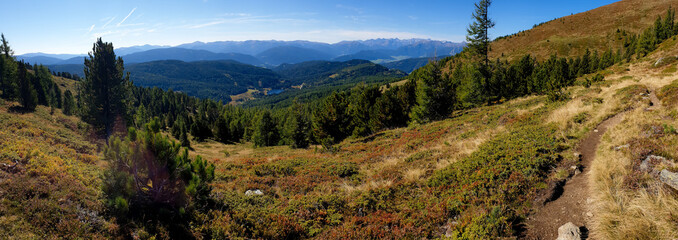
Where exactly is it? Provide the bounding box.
[63,90,75,116]
[284,99,310,148]
[17,61,38,111]
[80,38,130,137]
[253,111,279,147]
[409,62,457,124]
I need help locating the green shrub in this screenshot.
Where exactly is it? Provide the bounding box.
[429,125,560,238]
[252,160,300,177]
[102,124,215,236]
[328,162,359,178]
[405,149,438,163]
[573,112,589,124]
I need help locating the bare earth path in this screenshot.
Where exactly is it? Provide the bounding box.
[523,90,660,239]
[523,114,626,239]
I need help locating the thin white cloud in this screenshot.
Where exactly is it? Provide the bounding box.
[189,19,227,29]
[332,30,430,41]
[102,17,116,29]
[336,4,363,14]
[205,29,435,43]
[220,13,251,17]
[87,24,95,33]
[117,7,137,27]
[185,15,315,29]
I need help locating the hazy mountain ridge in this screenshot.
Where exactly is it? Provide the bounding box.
[122,48,263,66]
[19,38,465,67]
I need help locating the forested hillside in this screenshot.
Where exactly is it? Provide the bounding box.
[126,60,280,101]
[48,59,406,104]
[2,0,678,239]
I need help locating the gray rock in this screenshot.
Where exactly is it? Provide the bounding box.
[614,144,630,151]
[245,189,264,196]
[556,222,581,240]
[654,56,677,67]
[660,170,678,191]
[640,155,672,172]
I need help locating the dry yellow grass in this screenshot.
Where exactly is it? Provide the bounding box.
[583,41,678,238]
[589,106,678,239]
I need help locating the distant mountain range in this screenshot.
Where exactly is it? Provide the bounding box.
[18,38,464,68]
[25,39,456,103]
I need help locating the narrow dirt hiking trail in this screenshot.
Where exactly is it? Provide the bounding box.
[523,113,624,239]
[523,90,660,239]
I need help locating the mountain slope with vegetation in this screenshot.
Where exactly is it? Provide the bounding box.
[126,60,281,101]
[2,0,678,239]
[243,60,407,108]
[491,0,678,61]
[0,101,113,239]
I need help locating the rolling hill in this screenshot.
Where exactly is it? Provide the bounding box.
[126,60,281,101]
[382,56,449,73]
[490,0,678,61]
[46,58,405,104]
[243,59,407,108]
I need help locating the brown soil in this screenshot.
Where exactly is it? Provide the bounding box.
[648,90,662,110]
[522,90,660,239]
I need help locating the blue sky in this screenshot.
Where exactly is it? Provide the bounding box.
[1,0,618,55]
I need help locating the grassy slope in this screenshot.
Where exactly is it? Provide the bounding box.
[189,95,555,238]
[490,0,678,61]
[0,100,114,239]
[3,1,678,238]
[588,38,678,239]
[3,53,676,238]
[184,84,617,238]
[184,43,678,238]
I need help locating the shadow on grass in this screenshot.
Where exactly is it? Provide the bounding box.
[8,105,34,114]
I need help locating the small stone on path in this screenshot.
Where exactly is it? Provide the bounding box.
[556,222,581,240]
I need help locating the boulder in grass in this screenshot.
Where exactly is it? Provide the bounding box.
[245,189,264,196]
[660,170,678,191]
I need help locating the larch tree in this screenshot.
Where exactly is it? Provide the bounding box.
[466,0,495,100]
